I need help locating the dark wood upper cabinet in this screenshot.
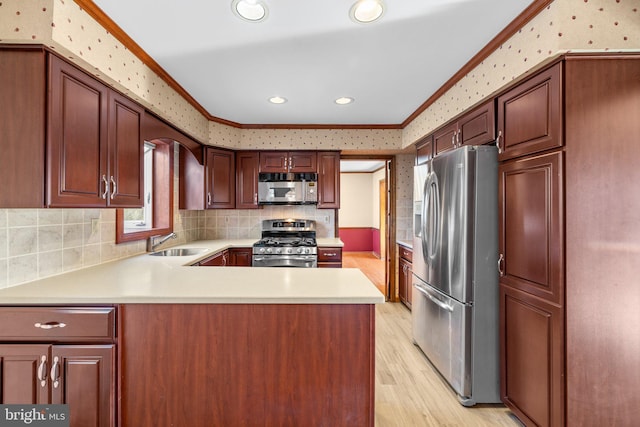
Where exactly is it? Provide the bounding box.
[416,136,433,165]
[317,151,340,209]
[180,146,235,210]
[497,63,562,161]
[47,55,143,208]
[259,151,317,173]
[458,99,496,147]
[430,99,496,157]
[206,148,235,209]
[1,48,144,209]
[235,151,260,209]
[498,150,564,305]
[433,122,458,156]
[47,55,108,207]
[107,92,144,207]
[0,48,46,208]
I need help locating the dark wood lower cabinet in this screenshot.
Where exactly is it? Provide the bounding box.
[500,284,564,427]
[0,344,115,427]
[119,304,375,427]
[229,247,252,266]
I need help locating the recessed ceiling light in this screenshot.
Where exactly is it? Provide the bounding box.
[349,0,384,24]
[269,96,287,104]
[335,97,354,105]
[232,0,268,23]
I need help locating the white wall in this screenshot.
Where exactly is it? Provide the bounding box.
[339,174,374,228]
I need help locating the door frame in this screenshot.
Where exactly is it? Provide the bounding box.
[338,154,396,302]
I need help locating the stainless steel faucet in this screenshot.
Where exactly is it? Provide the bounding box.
[147,232,177,252]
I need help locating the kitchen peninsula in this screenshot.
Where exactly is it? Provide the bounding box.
[0,240,383,427]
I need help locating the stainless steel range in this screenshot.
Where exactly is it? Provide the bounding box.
[252,219,317,267]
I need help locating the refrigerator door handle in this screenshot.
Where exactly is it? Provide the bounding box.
[421,176,430,260]
[414,283,454,312]
[427,172,441,260]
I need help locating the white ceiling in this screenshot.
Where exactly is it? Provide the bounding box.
[92,0,532,126]
[340,160,386,173]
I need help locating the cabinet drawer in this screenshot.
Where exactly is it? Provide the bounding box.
[0,307,116,342]
[399,246,413,263]
[318,247,342,262]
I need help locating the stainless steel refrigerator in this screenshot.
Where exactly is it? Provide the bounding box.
[412,145,499,406]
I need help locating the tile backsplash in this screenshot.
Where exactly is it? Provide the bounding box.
[0,205,336,289]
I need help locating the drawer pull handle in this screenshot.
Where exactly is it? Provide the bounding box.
[50,356,60,389]
[34,322,67,329]
[37,355,47,387]
[324,253,336,257]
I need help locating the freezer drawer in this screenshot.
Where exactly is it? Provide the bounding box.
[412,278,472,399]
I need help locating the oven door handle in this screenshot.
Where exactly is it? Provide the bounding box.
[253,256,316,261]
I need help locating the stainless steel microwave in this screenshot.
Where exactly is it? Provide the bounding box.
[257,173,317,205]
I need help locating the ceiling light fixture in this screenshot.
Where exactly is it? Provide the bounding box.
[349,0,384,24]
[335,97,354,105]
[232,0,268,23]
[269,96,287,104]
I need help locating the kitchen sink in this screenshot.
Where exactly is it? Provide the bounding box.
[149,248,208,257]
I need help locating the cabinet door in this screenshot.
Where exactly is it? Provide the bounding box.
[51,345,114,427]
[498,151,564,305]
[500,284,564,427]
[433,122,458,156]
[398,258,410,308]
[259,151,288,172]
[317,151,340,209]
[416,136,433,165]
[0,49,46,208]
[206,148,235,209]
[236,151,260,209]
[0,344,50,404]
[288,151,317,172]
[459,99,495,147]
[497,63,562,161]
[48,55,108,207]
[229,248,253,266]
[199,250,227,266]
[107,91,143,207]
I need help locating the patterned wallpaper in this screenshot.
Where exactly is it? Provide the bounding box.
[238,128,402,151]
[402,0,640,146]
[2,0,637,151]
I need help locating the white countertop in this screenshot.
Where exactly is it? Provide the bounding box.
[0,239,382,305]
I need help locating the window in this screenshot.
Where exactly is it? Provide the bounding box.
[123,142,155,232]
[116,139,173,243]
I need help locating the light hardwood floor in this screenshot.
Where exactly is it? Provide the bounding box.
[343,252,386,295]
[342,253,519,426]
[374,302,521,427]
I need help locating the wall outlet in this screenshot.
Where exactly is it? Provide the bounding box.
[324,215,330,223]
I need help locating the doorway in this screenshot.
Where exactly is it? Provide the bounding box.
[338,156,395,300]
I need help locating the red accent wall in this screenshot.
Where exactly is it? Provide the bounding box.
[339,228,381,253]
[372,228,381,257]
